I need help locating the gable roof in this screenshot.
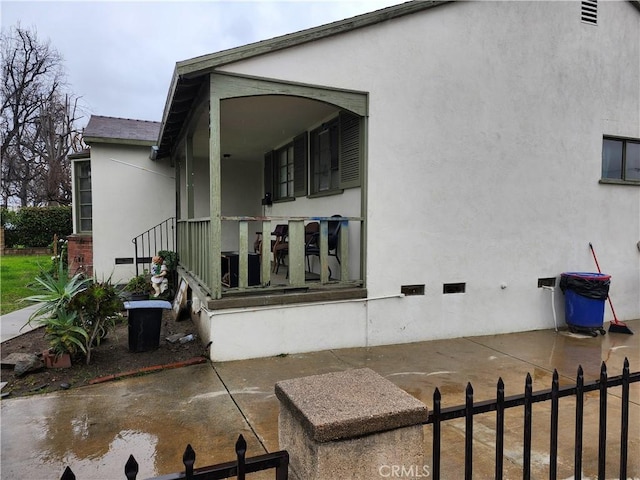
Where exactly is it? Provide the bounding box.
[157,0,450,158]
[84,115,161,147]
[157,0,640,158]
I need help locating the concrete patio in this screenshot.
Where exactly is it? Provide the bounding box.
[1,318,638,479]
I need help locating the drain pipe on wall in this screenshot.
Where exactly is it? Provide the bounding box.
[206,293,406,352]
[541,285,558,332]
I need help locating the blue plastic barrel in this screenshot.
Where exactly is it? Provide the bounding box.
[560,272,610,329]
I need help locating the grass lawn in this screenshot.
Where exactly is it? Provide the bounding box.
[0,254,51,316]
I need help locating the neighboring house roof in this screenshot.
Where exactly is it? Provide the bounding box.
[157,0,640,158]
[67,148,90,160]
[84,116,161,147]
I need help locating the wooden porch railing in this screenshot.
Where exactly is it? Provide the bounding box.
[176,216,362,299]
[178,217,211,290]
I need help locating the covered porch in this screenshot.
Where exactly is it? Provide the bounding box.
[159,72,369,309]
[177,214,366,310]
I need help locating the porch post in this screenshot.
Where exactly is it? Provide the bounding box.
[209,75,222,299]
[186,135,195,219]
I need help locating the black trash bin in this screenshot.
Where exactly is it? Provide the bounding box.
[124,300,172,352]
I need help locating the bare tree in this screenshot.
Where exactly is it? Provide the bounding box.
[1,25,82,207]
[32,93,80,205]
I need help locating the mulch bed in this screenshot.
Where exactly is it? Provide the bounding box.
[1,310,208,398]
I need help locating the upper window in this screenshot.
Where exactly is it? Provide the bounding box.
[75,160,92,232]
[310,118,340,194]
[276,143,294,200]
[602,137,640,183]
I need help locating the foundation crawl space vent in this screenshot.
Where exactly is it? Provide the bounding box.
[581,0,597,25]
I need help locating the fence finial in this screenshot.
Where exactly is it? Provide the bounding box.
[236,434,247,480]
[124,455,139,480]
[60,466,76,480]
[183,444,195,477]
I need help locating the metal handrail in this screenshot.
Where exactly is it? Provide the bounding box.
[132,217,176,275]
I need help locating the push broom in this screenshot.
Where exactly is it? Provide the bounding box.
[588,243,634,334]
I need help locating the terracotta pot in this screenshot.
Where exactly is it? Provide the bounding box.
[43,350,72,369]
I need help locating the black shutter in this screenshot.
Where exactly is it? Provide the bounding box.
[264,151,274,199]
[339,111,361,189]
[293,132,308,197]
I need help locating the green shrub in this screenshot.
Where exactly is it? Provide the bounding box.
[3,206,72,248]
[158,250,178,270]
[0,207,18,227]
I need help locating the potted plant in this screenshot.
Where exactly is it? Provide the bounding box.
[123,273,151,301]
[21,264,92,368]
[42,310,88,368]
[68,279,124,364]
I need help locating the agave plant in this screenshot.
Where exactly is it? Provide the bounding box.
[21,262,91,327]
[21,264,125,365]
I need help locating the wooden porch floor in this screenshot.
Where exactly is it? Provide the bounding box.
[178,261,366,311]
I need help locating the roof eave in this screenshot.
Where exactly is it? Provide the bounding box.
[178,1,450,77]
[157,0,451,157]
[83,136,156,147]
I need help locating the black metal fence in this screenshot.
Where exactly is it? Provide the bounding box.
[58,358,637,480]
[60,434,289,480]
[133,217,176,276]
[426,357,639,480]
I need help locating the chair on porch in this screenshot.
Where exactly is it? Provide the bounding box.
[253,224,288,271]
[305,215,342,277]
[273,222,320,274]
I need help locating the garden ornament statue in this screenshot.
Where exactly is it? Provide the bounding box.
[151,255,168,297]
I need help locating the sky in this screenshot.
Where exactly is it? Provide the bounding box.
[1,1,405,128]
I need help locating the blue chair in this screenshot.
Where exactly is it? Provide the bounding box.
[305,215,342,277]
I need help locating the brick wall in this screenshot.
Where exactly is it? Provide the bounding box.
[67,234,93,277]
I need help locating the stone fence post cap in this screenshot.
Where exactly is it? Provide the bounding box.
[275,368,428,442]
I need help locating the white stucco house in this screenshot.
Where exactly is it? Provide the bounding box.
[68,116,174,281]
[73,0,640,361]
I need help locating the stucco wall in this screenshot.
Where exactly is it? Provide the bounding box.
[90,144,175,283]
[206,299,368,362]
[204,0,639,352]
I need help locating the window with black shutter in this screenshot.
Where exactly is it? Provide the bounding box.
[265,110,362,199]
[293,132,308,197]
[339,111,361,189]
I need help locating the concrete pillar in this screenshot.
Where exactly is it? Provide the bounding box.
[276,368,429,480]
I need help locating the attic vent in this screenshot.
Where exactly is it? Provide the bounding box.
[581,0,597,25]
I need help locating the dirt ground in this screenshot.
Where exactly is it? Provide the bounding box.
[0,310,207,398]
